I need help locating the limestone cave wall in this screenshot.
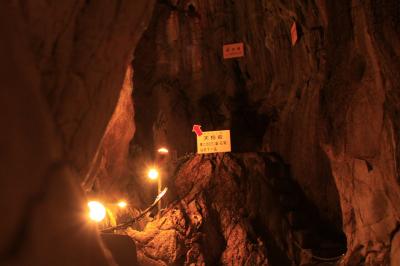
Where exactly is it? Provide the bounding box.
[130,0,400,265]
[1,0,400,265]
[0,1,154,265]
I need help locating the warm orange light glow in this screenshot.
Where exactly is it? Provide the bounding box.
[117,201,127,208]
[157,147,169,154]
[88,201,106,222]
[147,168,159,180]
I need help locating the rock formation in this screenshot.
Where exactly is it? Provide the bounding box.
[0,1,154,265]
[83,66,135,200]
[1,0,400,265]
[128,153,346,266]
[131,0,400,265]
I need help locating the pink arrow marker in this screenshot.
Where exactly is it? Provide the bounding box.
[192,125,203,136]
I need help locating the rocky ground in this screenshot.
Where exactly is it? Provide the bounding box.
[126,153,346,266]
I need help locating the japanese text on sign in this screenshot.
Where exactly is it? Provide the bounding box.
[223,43,244,59]
[197,130,231,154]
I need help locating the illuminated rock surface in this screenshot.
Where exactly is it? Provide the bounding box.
[1,0,400,265]
[128,153,346,265]
[131,1,400,265]
[0,1,154,265]
[84,66,136,200]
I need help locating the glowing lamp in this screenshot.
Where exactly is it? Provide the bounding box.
[88,201,106,222]
[157,147,169,154]
[147,168,159,180]
[117,201,127,208]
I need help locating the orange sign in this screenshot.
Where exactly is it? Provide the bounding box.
[291,22,298,46]
[223,43,244,59]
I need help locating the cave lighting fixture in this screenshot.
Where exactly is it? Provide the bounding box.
[117,201,127,208]
[147,168,159,180]
[88,201,106,222]
[157,147,169,154]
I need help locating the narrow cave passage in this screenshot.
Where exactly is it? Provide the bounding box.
[1,0,400,266]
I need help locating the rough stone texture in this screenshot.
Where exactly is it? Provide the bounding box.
[0,1,154,265]
[319,1,400,264]
[128,153,346,266]
[131,0,342,228]
[21,0,156,180]
[2,0,400,265]
[128,154,270,266]
[84,66,135,200]
[131,0,400,264]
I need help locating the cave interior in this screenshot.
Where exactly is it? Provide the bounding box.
[1,0,400,265]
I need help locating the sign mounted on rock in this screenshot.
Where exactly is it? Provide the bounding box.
[223,43,244,59]
[291,22,298,46]
[196,130,231,154]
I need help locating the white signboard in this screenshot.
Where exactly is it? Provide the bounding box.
[197,130,231,154]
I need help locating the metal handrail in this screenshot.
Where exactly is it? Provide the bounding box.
[101,188,168,233]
